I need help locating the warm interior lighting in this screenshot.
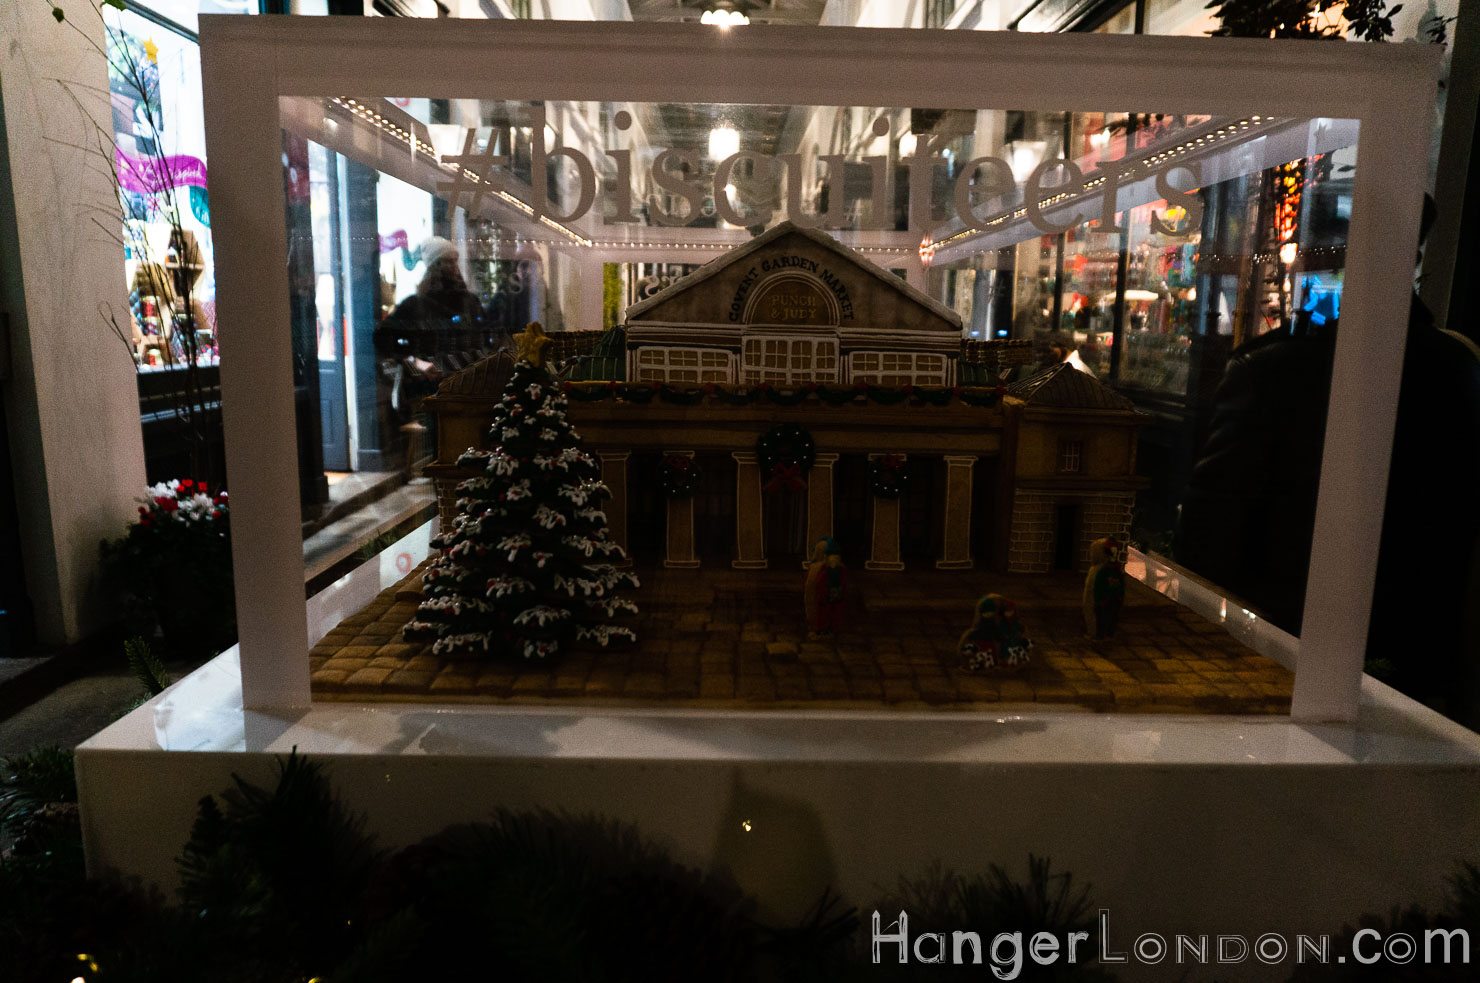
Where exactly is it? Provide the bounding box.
[701,8,749,26]
[1064,350,1097,376]
[708,125,740,160]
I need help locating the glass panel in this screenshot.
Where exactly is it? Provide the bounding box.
[1092,3,1137,34]
[1145,0,1221,37]
[279,92,1361,654]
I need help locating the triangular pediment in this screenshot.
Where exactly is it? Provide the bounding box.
[624,222,963,332]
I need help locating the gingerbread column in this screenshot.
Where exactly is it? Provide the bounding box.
[936,455,976,570]
[598,451,631,568]
[866,453,906,571]
[663,451,699,569]
[731,451,767,569]
[803,452,838,566]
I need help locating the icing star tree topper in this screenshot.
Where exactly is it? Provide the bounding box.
[404,324,639,659]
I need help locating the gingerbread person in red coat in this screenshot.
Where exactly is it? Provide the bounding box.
[811,538,847,637]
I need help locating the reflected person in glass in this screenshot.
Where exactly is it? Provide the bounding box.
[375,237,491,418]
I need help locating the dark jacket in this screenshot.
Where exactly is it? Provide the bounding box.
[1177,298,1480,722]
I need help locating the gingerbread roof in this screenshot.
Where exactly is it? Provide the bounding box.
[1007,362,1137,411]
[624,221,964,329]
[438,351,515,397]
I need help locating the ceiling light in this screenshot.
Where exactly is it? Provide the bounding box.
[701,8,748,26]
[708,125,740,160]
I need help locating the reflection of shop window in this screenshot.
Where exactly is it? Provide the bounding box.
[741,336,838,385]
[848,351,947,387]
[1058,439,1084,473]
[634,347,733,384]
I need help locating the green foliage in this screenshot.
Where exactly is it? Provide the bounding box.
[602,261,624,329]
[0,747,78,831]
[1204,0,1399,41]
[125,636,171,696]
[176,751,382,982]
[868,857,1116,980]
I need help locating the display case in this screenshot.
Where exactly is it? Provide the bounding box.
[76,19,1480,939]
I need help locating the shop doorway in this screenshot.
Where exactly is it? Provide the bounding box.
[0,396,34,655]
[627,452,665,564]
[970,457,997,566]
[1054,503,1080,571]
[693,452,736,564]
[833,454,870,567]
[763,486,807,566]
[899,456,943,567]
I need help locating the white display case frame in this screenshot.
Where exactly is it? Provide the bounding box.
[79,23,1480,935]
[197,15,1437,723]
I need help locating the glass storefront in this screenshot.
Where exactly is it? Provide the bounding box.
[107,6,218,372]
[275,89,1363,631]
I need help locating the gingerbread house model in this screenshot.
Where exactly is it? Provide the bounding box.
[427,222,1147,574]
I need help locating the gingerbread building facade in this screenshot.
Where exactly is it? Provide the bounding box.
[427,223,1146,574]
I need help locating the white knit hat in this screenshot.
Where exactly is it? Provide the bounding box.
[421,236,457,267]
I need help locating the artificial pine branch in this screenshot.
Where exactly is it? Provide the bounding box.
[124,636,170,696]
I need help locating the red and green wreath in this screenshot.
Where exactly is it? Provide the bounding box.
[757,424,815,493]
[868,454,909,499]
[660,454,700,498]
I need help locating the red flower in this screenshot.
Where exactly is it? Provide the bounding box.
[139,516,152,528]
[138,506,149,517]
[155,496,179,512]
[211,509,222,519]
[213,492,228,505]
[180,479,194,490]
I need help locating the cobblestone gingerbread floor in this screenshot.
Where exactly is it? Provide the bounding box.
[310,564,1294,713]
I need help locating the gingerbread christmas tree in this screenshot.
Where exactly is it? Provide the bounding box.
[403,323,639,659]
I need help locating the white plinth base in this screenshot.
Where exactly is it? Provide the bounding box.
[78,648,1480,946]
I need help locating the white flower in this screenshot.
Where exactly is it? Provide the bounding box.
[514,605,569,627]
[563,535,596,557]
[486,575,534,598]
[575,625,636,646]
[497,533,531,561]
[486,452,519,477]
[532,505,567,530]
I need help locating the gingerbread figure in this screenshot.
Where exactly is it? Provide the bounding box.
[959,593,1032,670]
[1083,536,1127,640]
